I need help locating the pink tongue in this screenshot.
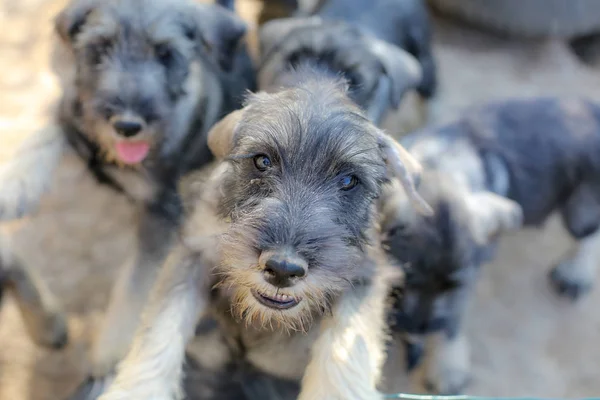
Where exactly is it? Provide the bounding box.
[115,141,150,164]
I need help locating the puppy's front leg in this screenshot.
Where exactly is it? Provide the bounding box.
[423,330,470,395]
[100,245,207,400]
[423,286,473,395]
[0,124,65,221]
[298,266,391,400]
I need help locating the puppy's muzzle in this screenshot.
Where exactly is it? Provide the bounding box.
[260,248,308,288]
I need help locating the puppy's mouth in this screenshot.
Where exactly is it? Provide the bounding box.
[252,289,300,310]
[114,140,151,165]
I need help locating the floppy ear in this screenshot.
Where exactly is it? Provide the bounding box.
[379,134,432,216]
[54,0,97,47]
[186,3,248,71]
[465,191,523,245]
[365,36,422,108]
[207,109,245,159]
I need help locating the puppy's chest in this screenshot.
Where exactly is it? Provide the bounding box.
[215,307,319,381]
[101,165,160,203]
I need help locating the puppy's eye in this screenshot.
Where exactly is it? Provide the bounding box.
[339,175,359,191]
[253,155,272,171]
[155,44,174,65]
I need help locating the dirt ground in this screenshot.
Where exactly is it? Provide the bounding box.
[2,0,600,399]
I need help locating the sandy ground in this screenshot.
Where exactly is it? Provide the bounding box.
[1,0,600,399]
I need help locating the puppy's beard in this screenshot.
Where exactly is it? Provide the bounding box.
[219,222,356,333]
[228,284,314,333]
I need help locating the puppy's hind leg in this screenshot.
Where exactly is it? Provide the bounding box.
[0,233,68,349]
[550,182,600,300]
[550,228,600,300]
[68,209,178,400]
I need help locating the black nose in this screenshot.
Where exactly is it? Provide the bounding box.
[264,258,307,287]
[113,120,142,138]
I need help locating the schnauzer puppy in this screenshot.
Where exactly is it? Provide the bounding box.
[98,66,431,400]
[0,0,255,398]
[257,0,436,125]
[380,97,600,394]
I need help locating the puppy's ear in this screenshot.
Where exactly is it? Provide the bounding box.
[465,191,523,245]
[207,109,245,159]
[379,134,432,216]
[258,17,322,59]
[54,0,97,47]
[186,3,248,71]
[366,36,422,108]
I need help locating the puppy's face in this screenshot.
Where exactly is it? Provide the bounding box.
[380,172,522,335]
[54,0,245,166]
[207,76,428,331]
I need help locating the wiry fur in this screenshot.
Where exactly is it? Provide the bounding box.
[381,97,600,394]
[0,1,255,399]
[257,0,434,125]
[99,68,427,400]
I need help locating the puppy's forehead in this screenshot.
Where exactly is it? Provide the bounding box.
[79,0,193,47]
[235,87,382,168]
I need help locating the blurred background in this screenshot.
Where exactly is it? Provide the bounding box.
[1,0,600,399]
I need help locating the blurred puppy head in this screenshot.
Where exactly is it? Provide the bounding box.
[380,170,523,335]
[53,0,247,166]
[258,17,422,124]
[205,67,429,332]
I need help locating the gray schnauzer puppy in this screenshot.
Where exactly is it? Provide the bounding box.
[0,0,254,398]
[380,97,600,394]
[257,0,435,125]
[98,67,431,400]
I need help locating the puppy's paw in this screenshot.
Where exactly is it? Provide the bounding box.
[549,260,593,300]
[424,334,470,395]
[424,368,470,395]
[29,310,69,350]
[67,375,114,400]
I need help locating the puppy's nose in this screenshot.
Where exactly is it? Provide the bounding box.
[263,256,307,288]
[113,120,142,138]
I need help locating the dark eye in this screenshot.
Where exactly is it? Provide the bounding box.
[339,175,359,191]
[253,154,272,171]
[155,44,174,66]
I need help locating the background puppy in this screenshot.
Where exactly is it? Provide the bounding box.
[99,66,429,400]
[380,97,600,394]
[257,0,435,125]
[0,0,255,398]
